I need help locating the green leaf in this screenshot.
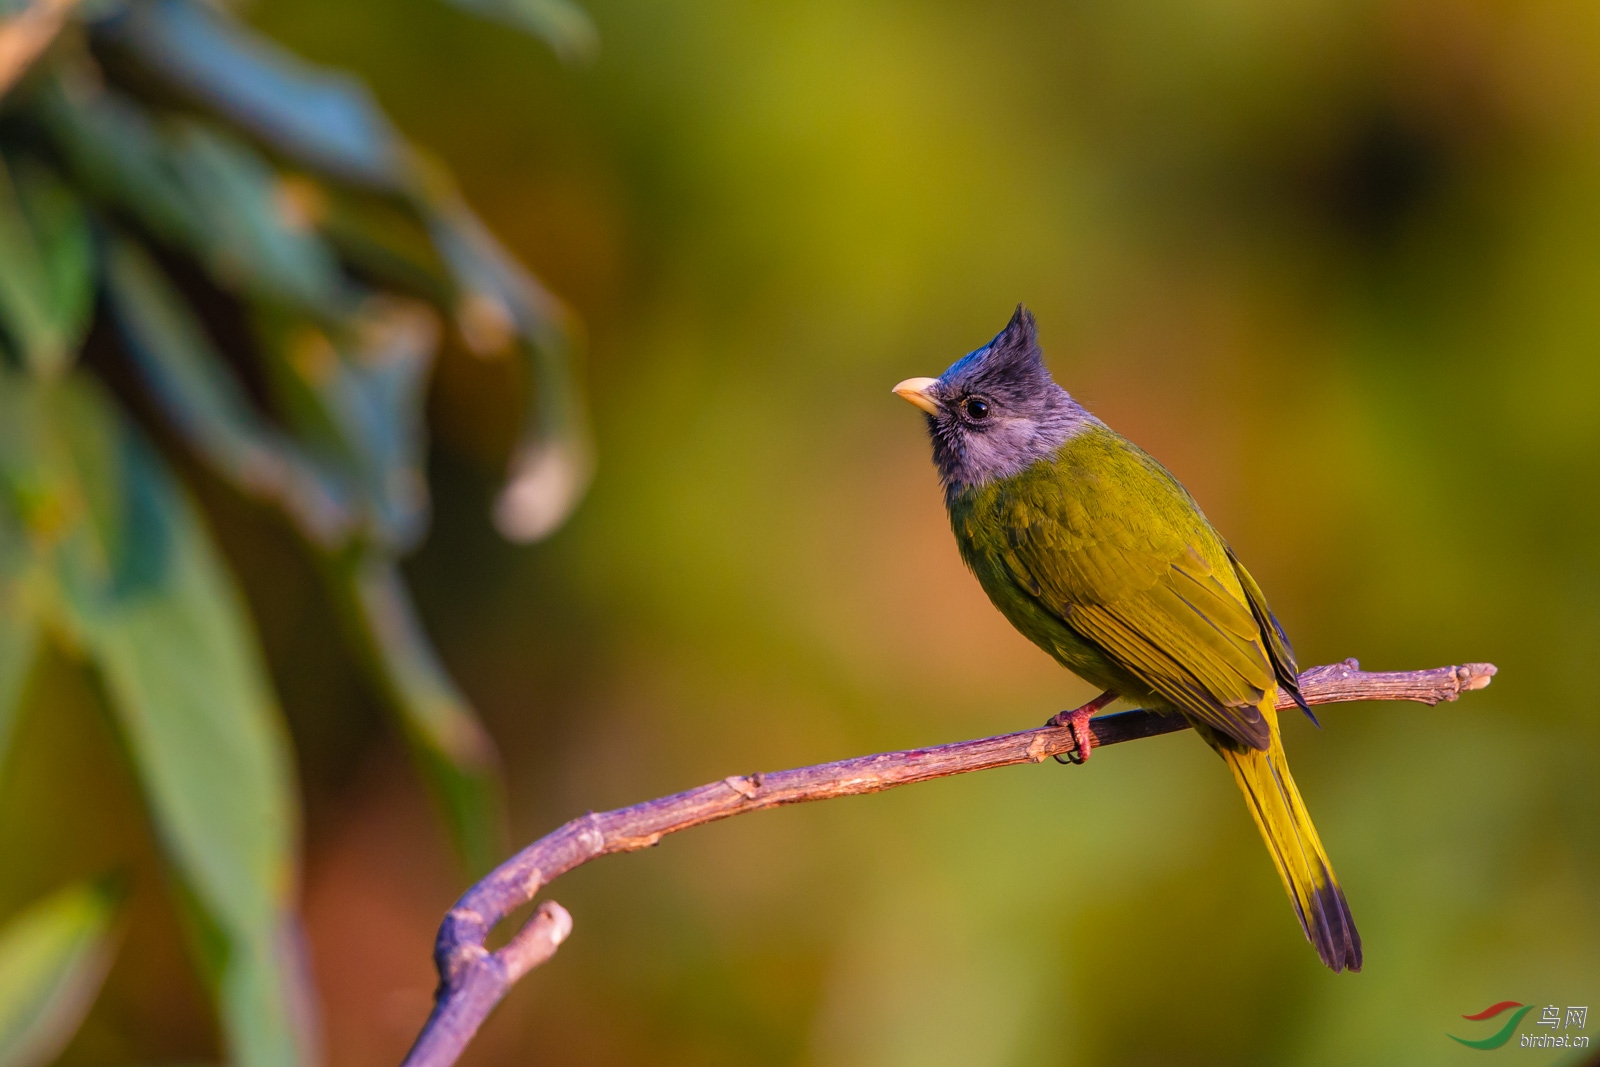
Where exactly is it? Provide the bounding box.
[32,72,198,248]
[0,157,92,379]
[83,452,296,941]
[422,193,594,542]
[250,292,510,870]
[167,124,352,318]
[103,236,356,548]
[103,243,506,873]
[253,296,440,553]
[93,0,407,189]
[0,879,122,1067]
[303,184,454,306]
[40,39,593,545]
[324,299,438,550]
[334,554,506,874]
[441,0,599,63]
[72,414,304,1067]
[0,371,310,1067]
[0,369,104,632]
[35,74,352,319]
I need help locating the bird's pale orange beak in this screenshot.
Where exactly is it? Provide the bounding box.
[892,377,941,415]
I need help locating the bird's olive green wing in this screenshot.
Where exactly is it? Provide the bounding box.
[995,430,1277,749]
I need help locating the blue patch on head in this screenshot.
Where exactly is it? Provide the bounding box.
[940,345,990,384]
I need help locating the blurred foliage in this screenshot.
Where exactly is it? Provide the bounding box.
[0,878,119,1067]
[5,0,1600,1066]
[0,0,592,1063]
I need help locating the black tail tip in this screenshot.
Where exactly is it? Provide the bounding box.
[1310,881,1363,973]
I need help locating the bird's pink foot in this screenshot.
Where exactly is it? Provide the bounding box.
[1046,690,1117,764]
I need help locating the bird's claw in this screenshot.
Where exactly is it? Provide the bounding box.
[1045,691,1116,765]
[1051,707,1097,765]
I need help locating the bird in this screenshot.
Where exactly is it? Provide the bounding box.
[892,305,1361,973]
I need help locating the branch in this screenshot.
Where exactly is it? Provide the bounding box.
[399,658,1495,1067]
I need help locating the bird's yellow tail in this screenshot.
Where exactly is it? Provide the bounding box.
[1213,716,1362,972]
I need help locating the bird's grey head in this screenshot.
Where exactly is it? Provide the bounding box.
[893,306,1094,498]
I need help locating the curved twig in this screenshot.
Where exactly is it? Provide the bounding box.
[400,658,1496,1067]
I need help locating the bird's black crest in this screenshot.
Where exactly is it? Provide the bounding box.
[996,304,1037,355]
[983,304,1043,378]
[942,304,1050,399]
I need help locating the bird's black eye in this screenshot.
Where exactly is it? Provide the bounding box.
[963,396,990,421]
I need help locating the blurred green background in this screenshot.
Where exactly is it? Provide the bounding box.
[4,0,1599,1064]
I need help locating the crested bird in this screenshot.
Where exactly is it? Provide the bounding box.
[893,306,1361,972]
